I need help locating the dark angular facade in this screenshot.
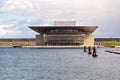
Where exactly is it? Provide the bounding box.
[29,26,97,46]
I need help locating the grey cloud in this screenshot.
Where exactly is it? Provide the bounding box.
[0,0,120,38]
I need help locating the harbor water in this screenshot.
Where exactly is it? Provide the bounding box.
[0,48,120,80]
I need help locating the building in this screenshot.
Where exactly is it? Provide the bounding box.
[29,21,98,46]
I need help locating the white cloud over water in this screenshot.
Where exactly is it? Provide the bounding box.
[0,0,120,38]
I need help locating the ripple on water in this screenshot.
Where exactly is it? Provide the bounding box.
[0,48,120,80]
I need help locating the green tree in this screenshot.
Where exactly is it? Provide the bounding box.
[102,40,118,46]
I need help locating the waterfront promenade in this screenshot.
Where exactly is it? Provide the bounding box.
[23,45,97,49]
[0,45,96,48]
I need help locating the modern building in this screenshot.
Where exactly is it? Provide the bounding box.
[29,21,98,46]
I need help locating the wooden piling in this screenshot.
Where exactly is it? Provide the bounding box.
[88,46,92,54]
[92,46,98,57]
[84,46,87,52]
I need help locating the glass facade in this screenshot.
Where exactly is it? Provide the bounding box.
[47,34,85,45]
[29,26,97,46]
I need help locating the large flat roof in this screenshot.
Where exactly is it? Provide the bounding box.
[29,26,98,33]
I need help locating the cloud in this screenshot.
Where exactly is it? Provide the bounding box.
[0,0,120,38]
[0,0,34,12]
[0,20,19,38]
[0,0,106,24]
[0,19,36,38]
[25,0,106,24]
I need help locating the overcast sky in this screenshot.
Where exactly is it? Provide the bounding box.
[0,0,120,38]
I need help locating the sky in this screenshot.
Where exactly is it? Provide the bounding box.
[0,0,120,38]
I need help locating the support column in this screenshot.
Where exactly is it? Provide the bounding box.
[36,34,45,45]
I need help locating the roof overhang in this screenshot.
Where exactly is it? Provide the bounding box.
[29,26,98,34]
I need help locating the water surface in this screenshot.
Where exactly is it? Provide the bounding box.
[0,48,120,80]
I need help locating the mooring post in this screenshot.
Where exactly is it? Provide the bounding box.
[84,46,87,52]
[88,46,92,54]
[92,46,98,57]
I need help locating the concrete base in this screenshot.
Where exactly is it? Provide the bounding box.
[22,45,97,49]
[23,45,84,49]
